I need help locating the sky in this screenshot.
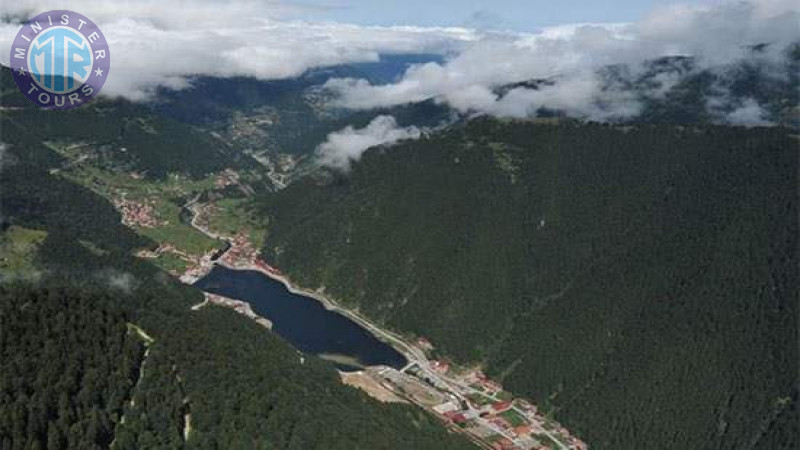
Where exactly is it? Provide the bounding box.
[302,0,710,31]
[0,0,797,137]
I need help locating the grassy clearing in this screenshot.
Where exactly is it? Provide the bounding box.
[499,408,527,427]
[0,226,47,274]
[205,197,268,248]
[496,390,514,401]
[150,252,191,274]
[466,393,494,406]
[135,198,220,255]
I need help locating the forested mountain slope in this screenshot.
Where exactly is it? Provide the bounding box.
[0,282,473,450]
[259,118,798,449]
[0,287,145,449]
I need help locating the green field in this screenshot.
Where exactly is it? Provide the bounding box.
[205,197,268,248]
[466,393,494,406]
[134,198,220,256]
[0,226,47,276]
[149,252,191,274]
[496,391,514,401]
[499,409,527,427]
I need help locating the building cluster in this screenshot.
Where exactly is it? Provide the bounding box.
[179,248,220,284]
[433,388,587,450]
[215,168,241,189]
[219,231,260,267]
[464,370,503,393]
[422,364,588,450]
[115,197,162,228]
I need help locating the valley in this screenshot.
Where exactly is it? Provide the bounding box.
[185,174,590,450]
[5,107,795,449]
[34,129,586,449]
[1,20,797,446]
[1,106,475,449]
[189,219,586,450]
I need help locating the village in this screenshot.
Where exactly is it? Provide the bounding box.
[115,196,163,229]
[387,342,587,450]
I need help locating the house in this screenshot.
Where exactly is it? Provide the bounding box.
[416,337,434,350]
[513,425,533,437]
[431,360,450,374]
[443,411,467,424]
[483,379,503,392]
[491,401,513,413]
[489,416,512,429]
[491,437,515,449]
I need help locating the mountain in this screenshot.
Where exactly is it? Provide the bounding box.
[149,54,453,163]
[258,118,798,449]
[0,67,264,181]
[2,45,797,449]
[495,43,800,126]
[0,69,474,449]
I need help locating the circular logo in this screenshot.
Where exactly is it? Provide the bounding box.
[9,10,110,110]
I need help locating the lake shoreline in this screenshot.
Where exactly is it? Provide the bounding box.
[213,259,419,368]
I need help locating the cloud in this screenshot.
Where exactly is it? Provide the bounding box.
[95,269,139,293]
[463,10,509,31]
[724,98,771,126]
[326,0,799,121]
[0,0,478,100]
[316,115,422,170]
[0,268,44,284]
[0,143,14,172]
[1,0,796,124]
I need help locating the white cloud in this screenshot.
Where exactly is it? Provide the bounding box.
[725,98,771,126]
[316,115,422,170]
[0,143,10,171]
[1,0,796,123]
[326,0,799,120]
[96,269,139,293]
[0,0,478,100]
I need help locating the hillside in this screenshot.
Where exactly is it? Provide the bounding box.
[259,118,798,448]
[0,281,475,449]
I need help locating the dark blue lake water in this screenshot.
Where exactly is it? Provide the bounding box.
[194,265,407,370]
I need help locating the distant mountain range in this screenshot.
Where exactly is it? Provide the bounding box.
[4,46,795,181]
[493,43,799,126]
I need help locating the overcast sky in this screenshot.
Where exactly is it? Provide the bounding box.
[302,0,710,31]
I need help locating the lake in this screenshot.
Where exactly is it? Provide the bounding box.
[194,265,407,371]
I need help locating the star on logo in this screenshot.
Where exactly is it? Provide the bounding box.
[94,68,104,77]
[16,66,26,76]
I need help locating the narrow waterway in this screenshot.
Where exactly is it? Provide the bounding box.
[194,265,407,371]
